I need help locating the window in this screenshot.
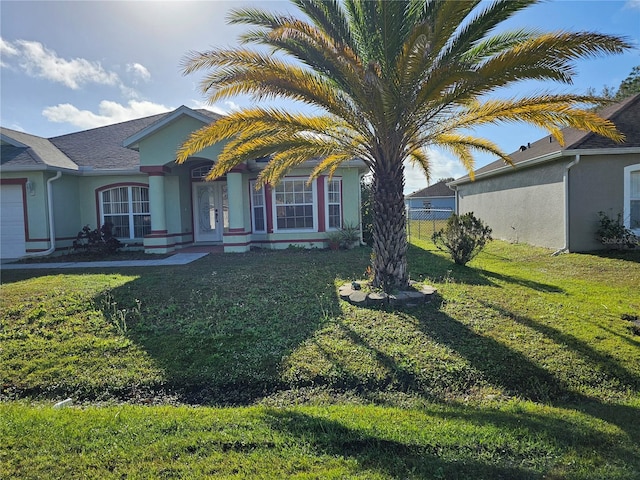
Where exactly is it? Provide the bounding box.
[326,178,342,229]
[250,180,266,233]
[273,179,316,231]
[624,164,640,234]
[191,164,213,180]
[101,186,150,239]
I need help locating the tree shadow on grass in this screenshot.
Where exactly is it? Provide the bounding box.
[91,249,370,405]
[261,408,543,480]
[407,244,565,293]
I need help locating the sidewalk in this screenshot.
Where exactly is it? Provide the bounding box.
[0,252,209,270]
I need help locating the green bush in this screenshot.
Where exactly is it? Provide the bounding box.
[432,212,492,265]
[595,211,638,249]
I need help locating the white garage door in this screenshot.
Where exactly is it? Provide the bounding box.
[1,184,26,259]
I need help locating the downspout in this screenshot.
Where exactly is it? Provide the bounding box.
[23,171,62,258]
[449,184,459,214]
[553,155,580,256]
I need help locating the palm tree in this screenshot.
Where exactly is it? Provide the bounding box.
[177,0,629,293]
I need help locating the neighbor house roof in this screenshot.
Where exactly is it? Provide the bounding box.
[450,93,640,185]
[406,179,455,198]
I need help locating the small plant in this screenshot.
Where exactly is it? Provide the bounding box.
[326,224,361,250]
[432,212,492,266]
[339,223,360,249]
[326,230,343,250]
[595,211,638,249]
[73,222,122,255]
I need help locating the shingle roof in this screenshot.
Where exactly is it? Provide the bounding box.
[1,128,79,170]
[452,93,640,184]
[406,179,455,198]
[1,107,221,172]
[49,112,172,170]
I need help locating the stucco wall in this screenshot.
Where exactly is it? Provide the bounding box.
[51,173,80,247]
[568,153,640,251]
[457,161,569,249]
[138,116,223,166]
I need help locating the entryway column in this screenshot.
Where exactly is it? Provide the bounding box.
[227,172,244,231]
[141,166,173,254]
[224,169,250,252]
[149,174,167,233]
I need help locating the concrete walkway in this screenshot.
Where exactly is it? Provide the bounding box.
[1,252,209,270]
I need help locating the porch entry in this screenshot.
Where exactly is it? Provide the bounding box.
[192,182,228,243]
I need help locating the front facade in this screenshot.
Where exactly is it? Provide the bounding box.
[0,106,366,259]
[449,94,640,252]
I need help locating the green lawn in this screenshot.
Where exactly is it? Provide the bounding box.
[1,241,639,479]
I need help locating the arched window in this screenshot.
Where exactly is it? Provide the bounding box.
[100,185,150,239]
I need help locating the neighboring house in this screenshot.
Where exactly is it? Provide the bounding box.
[449,94,640,252]
[0,105,367,260]
[405,179,455,219]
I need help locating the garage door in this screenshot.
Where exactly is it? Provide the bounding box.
[0,184,26,259]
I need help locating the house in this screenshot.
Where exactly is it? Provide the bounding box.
[448,94,640,252]
[0,106,367,260]
[405,179,455,219]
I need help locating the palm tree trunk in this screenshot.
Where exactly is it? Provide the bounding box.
[371,160,409,293]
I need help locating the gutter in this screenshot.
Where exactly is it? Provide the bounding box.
[553,154,580,256]
[23,171,62,258]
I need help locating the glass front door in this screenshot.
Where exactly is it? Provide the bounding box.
[193,182,226,242]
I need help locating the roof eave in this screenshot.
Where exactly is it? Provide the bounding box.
[449,150,564,185]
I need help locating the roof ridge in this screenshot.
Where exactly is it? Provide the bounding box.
[48,110,173,140]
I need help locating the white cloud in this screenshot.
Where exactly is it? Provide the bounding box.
[225,100,241,111]
[404,148,468,195]
[190,99,229,116]
[126,62,151,83]
[6,39,120,89]
[0,37,19,67]
[625,0,640,10]
[42,100,173,129]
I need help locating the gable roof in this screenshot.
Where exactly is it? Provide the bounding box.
[451,93,640,185]
[406,179,454,198]
[0,106,221,173]
[1,128,79,171]
[122,105,220,150]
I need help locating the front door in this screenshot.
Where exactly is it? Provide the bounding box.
[193,182,227,242]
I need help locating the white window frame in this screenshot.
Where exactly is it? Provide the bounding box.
[623,163,640,235]
[325,177,342,231]
[100,185,150,239]
[272,178,318,232]
[250,180,266,233]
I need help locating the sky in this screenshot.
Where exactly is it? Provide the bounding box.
[1,0,639,194]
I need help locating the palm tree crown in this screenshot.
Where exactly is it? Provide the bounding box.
[178,0,630,292]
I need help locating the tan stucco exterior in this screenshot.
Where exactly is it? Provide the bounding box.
[456,160,569,249]
[454,152,640,252]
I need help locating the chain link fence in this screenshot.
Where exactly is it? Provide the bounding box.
[406,208,454,241]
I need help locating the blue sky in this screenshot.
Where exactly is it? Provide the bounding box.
[1,0,639,193]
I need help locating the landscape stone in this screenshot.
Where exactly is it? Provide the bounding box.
[367,291,388,306]
[339,285,355,300]
[349,291,369,305]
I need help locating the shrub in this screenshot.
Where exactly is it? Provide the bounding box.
[595,211,638,249]
[432,212,492,265]
[73,223,122,255]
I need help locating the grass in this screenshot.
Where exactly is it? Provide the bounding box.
[1,241,639,479]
